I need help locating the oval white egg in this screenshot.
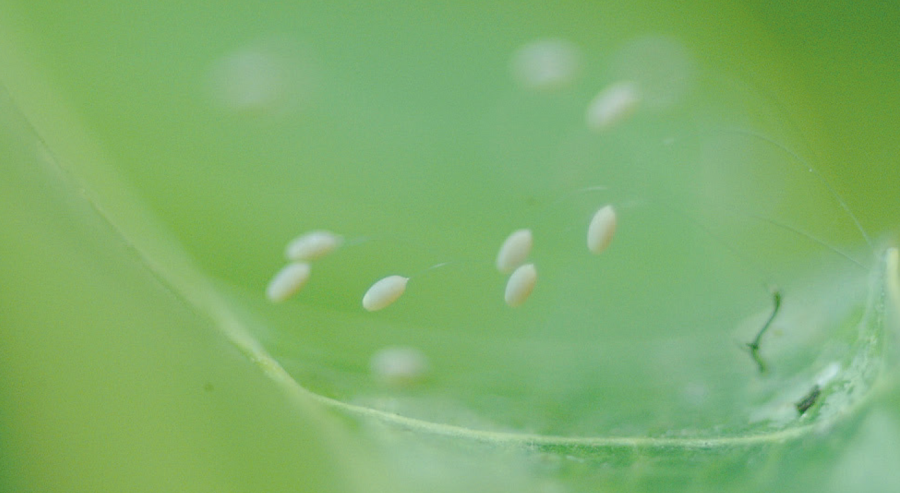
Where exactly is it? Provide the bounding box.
[363,275,409,312]
[285,230,342,261]
[505,263,537,307]
[266,262,312,303]
[496,228,533,274]
[587,205,617,255]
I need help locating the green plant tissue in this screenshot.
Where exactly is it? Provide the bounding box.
[1,1,899,492]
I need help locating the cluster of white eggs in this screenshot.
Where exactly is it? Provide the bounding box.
[264,230,342,303]
[260,37,684,386]
[512,38,647,133]
[264,34,645,309]
[264,208,616,388]
[493,205,617,308]
[266,205,618,311]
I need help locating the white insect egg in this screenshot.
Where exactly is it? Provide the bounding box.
[510,39,582,91]
[370,346,429,386]
[207,37,319,115]
[496,228,533,274]
[362,275,409,312]
[587,205,618,255]
[285,230,342,261]
[505,263,537,307]
[585,81,641,132]
[265,262,311,303]
[209,48,286,113]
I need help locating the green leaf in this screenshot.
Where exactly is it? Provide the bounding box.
[2,1,899,492]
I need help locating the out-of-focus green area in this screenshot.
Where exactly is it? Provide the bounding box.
[0,90,376,491]
[749,0,900,237]
[1,0,898,491]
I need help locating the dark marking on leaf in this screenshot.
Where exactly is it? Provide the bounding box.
[795,385,821,415]
[746,287,782,374]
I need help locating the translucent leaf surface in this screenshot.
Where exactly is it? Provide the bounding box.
[1,1,899,492]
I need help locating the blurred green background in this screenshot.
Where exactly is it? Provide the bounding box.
[1,0,898,491]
